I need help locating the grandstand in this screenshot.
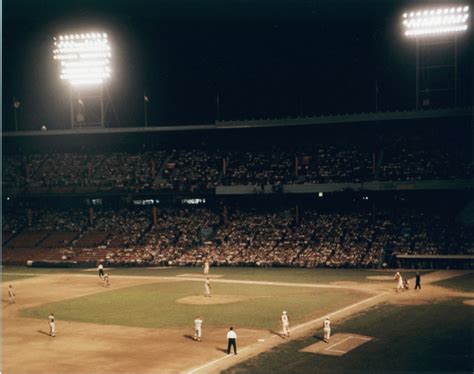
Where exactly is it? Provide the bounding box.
[3,116,473,269]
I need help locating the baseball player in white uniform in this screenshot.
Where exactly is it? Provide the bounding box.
[8,285,16,304]
[323,317,331,343]
[395,271,404,292]
[194,316,203,341]
[103,273,110,287]
[204,277,211,297]
[203,261,210,275]
[280,311,290,338]
[48,313,56,337]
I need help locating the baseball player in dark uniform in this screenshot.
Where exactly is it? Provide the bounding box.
[415,272,421,290]
[98,263,105,278]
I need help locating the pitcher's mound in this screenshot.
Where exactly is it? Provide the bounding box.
[367,276,394,281]
[176,295,248,305]
[462,299,474,307]
[300,334,373,356]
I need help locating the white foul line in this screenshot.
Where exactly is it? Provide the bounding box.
[325,336,353,351]
[186,291,387,374]
[290,292,387,332]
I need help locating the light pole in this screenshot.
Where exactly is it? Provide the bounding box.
[13,97,20,131]
[401,6,470,110]
[216,92,220,122]
[144,93,149,127]
[53,31,112,128]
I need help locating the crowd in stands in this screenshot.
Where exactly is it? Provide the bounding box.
[3,205,472,268]
[294,146,374,184]
[379,138,469,181]
[88,151,167,192]
[28,209,86,232]
[142,207,220,262]
[3,151,167,193]
[3,154,29,188]
[222,150,295,185]
[2,209,27,233]
[162,150,222,192]
[3,142,470,193]
[76,208,151,248]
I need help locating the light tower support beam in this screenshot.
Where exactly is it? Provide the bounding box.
[403,6,470,109]
[53,31,112,128]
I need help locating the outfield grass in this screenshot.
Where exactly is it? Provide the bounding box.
[106,267,429,284]
[2,266,84,275]
[223,299,473,373]
[19,281,369,330]
[1,274,37,282]
[432,272,474,292]
[2,265,429,285]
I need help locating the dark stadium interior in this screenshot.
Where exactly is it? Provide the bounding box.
[3,0,473,130]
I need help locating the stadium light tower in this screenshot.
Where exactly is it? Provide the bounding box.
[53,32,112,128]
[401,6,470,110]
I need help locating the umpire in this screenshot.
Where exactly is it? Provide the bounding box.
[415,272,421,290]
[226,327,237,354]
[98,263,104,278]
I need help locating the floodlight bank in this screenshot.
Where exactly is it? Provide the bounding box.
[402,6,469,37]
[53,31,111,86]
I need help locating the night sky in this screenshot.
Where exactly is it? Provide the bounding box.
[3,0,473,131]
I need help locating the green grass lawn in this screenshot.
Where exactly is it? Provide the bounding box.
[432,272,474,292]
[1,266,430,284]
[107,267,429,284]
[19,281,369,330]
[223,299,473,373]
[1,274,37,282]
[2,266,84,275]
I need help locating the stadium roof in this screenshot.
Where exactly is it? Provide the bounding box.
[2,107,472,137]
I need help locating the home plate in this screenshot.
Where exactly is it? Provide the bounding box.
[300,334,373,356]
[258,339,265,342]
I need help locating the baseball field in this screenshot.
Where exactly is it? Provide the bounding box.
[2,266,473,373]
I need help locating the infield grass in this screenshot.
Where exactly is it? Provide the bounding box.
[19,280,370,330]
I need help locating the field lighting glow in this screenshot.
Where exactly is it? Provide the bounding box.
[53,32,111,86]
[402,6,469,37]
